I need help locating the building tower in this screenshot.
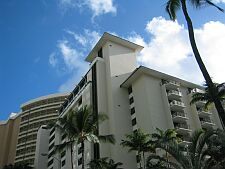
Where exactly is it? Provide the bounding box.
[14,93,69,167]
[0,114,21,169]
[39,33,223,169]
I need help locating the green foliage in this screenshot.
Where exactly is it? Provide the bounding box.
[3,163,33,169]
[88,157,123,169]
[166,0,223,21]
[153,128,225,169]
[120,129,153,169]
[50,106,115,169]
[190,83,225,110]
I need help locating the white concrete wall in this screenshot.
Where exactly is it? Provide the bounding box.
[34,126,50,169]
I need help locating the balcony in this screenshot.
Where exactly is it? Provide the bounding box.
[167,90,182,100]
[191,88,204,94]
[172,111,188,122]
[200,119,215,128]
[198,110,212,117]
[195,100,206,107]
[174,123,191,134]
[164,80,180,90]
[179,137,191,146]
[170,100,185,111]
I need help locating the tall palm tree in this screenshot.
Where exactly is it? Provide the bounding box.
[120,129,153,169]
[151,128,181,166]
[190,82,225,110]
[165,0,225,128]
[51,106,115,169]
[154,129,224,169]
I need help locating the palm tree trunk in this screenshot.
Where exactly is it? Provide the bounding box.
[70,143,74,169]
[180,0,225,129]
[138,152,142,169]
[81,141,85,169]
[142,151,146,169]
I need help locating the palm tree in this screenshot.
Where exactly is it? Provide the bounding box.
[190,82,225,110]
[154,128,225,169]
[151,128,181,166]
[203,129,225,169]
[146,154,181,169]
[51,106,115,169]
[88,157,123,169]
[165,0,225,128]
[120,129,153,169]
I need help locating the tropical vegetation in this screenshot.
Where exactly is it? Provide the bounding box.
[49,106,115,169]
[147,128,225,169]
[3,163,33,169]
[120,129,154,169]
[190,82,225,110]
[88,157,123,169]
[165,0,225,127]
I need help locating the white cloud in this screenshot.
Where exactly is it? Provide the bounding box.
[49,52,58,67]
[57,40,89,92]
[212,0,225,3]
[128,17,225,84]
[50,30,101,92]
[85,0,117,17]
[58,0,116,17]
[66,29,101,48]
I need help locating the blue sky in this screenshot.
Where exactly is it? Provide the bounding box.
[1,0,225,120]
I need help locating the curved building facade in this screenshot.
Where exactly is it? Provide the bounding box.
[14,93,69,167]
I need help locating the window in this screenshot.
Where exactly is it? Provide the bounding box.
[61,133,67,140]
[129,97,134,104]
[128,86,132,94]
[49,134,55,143]
[61,160,66,167]
[61,151,66,158]
[78,97,82,106]
[78,158,82,166]
[78,147,82,154]
[50,128,55,135]
[98,48,103,58]
[48,159,53,166]
[132,118,137,126]
[49,143,54,150]
[130,107,135,115]
[136,155,141,163]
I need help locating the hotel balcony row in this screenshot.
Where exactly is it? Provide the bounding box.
[163,80,180,90]
[200,118,215,128]
[170,100,185,111]
[167,90,182,100]
[174,122,191,134]
[172,111,188,123]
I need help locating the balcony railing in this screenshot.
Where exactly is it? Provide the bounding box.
[198,110,212,117]
[170,100,185,111]
[164,80,180,90]
[191,88,204,94]
[174,123,191,134]
[172,111,188,122]
[200,119,215,128]
[167,90,182,100]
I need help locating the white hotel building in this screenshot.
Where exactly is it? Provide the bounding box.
[34,32,223,169]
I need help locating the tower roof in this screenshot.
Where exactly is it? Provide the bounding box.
[85,32,144,62]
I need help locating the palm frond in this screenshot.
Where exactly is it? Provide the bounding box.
[205,0,224,12]
[166,0,181,20]
[147,154,182,169]
[98,134,116,144]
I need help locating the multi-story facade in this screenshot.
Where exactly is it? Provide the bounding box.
[0,114,21,169]
[36,32,223,169]
[14,93,69,167]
